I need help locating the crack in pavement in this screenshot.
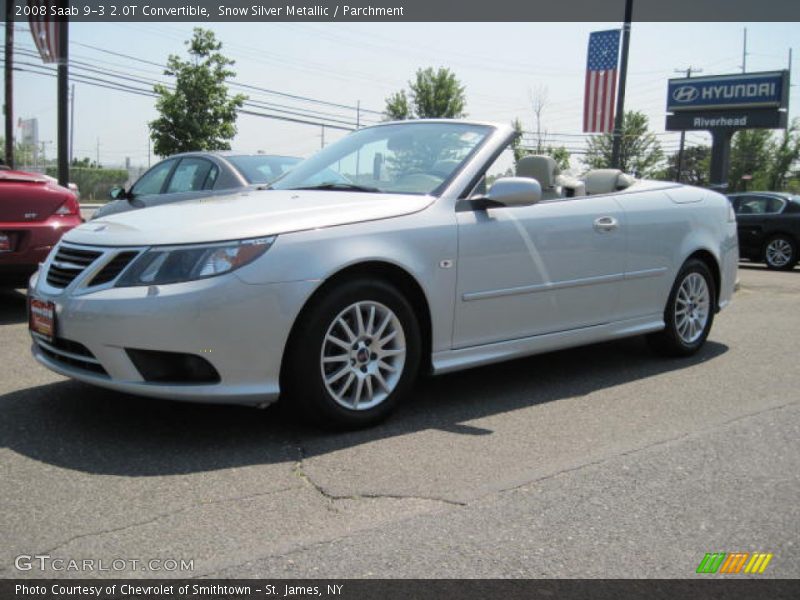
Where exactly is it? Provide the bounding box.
[8,402,795,579]
[197,401,800,578]
[290,442,467,507]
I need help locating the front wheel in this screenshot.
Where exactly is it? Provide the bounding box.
[283,279,421,428]
[763,235,797,270]
[648,259,716,357]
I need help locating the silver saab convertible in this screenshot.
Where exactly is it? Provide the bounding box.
[28,120,738,427]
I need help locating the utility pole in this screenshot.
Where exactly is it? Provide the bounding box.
[320,125,325,148]
[69,84,75,166]
[741,27,748,73]
[356,100,361,129]
[95,137,99,167]
[610,0,633,169]
[4,3,14,168]
[57,12,69,186]
[674,66,702,183]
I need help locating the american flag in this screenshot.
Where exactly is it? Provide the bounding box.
[28,1,62,64]
[583,29,620,133]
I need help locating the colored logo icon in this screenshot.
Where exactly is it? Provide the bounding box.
[696,552,774,574]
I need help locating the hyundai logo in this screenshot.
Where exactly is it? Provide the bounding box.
[672,85,699,103]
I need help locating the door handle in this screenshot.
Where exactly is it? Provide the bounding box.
[593,216,619,232]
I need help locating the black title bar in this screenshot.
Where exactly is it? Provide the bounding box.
[6,0,800,22]
[4,579,800,600]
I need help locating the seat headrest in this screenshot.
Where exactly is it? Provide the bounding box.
[584,169,636,195]
[556,174,586,198]
[516,155,557,188]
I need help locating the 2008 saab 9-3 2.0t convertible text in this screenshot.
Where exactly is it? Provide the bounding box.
[28,120,738,427]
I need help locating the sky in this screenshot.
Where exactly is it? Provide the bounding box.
[5,21,798,171]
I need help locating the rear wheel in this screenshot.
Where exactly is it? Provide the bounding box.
[284,279,421,428]
[648,259,715,357]
[763,235,797,270]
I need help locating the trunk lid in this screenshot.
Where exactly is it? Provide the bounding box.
[0,171,72,222]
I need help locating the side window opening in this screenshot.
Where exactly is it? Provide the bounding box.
[131,159,177,196]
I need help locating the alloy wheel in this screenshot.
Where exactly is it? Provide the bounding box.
[766,238,793,268]
[320,301,406,410]
[674,272,710,344]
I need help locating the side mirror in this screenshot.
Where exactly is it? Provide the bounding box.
[473,177,542,209]
[109,185,127,200]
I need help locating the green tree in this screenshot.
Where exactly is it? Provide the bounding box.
[585,111,663,177]
[385,90,411,121]
[546,146,571,172]
[510,119,571,171]
[384,67,466,120]
[727,129,772,192]
[766,119,800,191]
[150,28,247,157]
[658,145,711,186]
[511,118,525,162]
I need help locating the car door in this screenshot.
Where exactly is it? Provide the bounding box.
[136,156,222,209]
[126,158,179,207]
[453,191,627,349]
[732,194,786,257]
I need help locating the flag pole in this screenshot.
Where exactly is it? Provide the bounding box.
[610,0,633,169]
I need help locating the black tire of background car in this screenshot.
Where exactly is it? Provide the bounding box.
[283,278,421,429]
[647,258,716,358]
[763,234,798,271]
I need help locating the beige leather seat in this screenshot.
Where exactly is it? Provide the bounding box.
[516,155,560,200]
[584,169,636,195]
[556,174,586,198]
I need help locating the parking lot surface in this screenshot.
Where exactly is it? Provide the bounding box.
[1,265,798,578]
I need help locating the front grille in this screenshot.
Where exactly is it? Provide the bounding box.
[89,251,138,286]
[46,245,102,288]
[34,335,108,376]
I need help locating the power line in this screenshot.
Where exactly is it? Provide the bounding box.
[5,46,377,131]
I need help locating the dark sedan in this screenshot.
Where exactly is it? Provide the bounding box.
[727,192,800,270]
[92,152,301,220]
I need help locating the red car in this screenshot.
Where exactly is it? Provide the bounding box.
[0,170,83,287]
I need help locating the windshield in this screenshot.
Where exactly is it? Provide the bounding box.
[271,122,493,195]
[228,155,302,184]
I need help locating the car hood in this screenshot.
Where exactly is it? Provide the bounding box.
[64,189,435,246]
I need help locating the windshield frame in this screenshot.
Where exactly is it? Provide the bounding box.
[269,121,497,198]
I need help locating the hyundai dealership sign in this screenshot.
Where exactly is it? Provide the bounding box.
[667,71,788,112]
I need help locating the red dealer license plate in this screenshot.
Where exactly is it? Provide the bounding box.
[29,297,56,342]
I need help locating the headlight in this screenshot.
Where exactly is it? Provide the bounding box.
[116,236,276,287]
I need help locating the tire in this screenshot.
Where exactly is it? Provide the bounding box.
[283,278,421,429]
[648,258,716,357]
[763,234,797,271]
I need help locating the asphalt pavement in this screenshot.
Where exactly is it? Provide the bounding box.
[0,264,797,579]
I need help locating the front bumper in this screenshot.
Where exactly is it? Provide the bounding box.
[29,271,317,406]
